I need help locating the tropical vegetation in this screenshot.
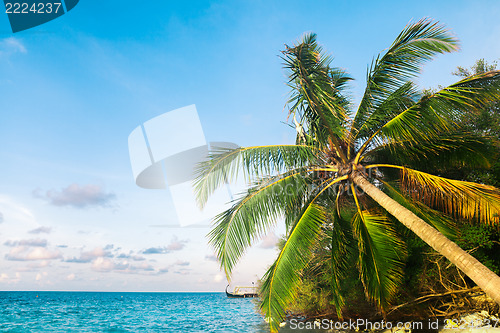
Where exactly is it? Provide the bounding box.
[194,19,500,331]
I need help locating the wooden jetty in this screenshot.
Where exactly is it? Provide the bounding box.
[225,285,258,298]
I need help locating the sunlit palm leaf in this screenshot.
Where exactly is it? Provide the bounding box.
[194,145,322,208]
[208,170,313,278]
[380,180,456,238]
[372,71,500,152]
[371,165,500,224]
[351,18,458,143]
[401,167,500,224]
[364,132,493,171]
[354,82,421,141]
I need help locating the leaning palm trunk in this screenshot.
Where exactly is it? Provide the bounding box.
[352,172,500,304]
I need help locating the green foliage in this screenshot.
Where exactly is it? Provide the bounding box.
[453,58,498,78]
[449,59,500,187]
[456,224,500,274]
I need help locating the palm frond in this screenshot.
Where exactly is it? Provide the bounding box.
[369,165,500,224]
[208,170,312,278]
[380,180,456,238]
[351,205,406,309]
[364,132,493,171]
[194,144,322,208]
[283,33,352,156]
[351,18,458,143]
[260,203,326,332]
[401,167,500,225]
[357,70,500,159]
[354,82,421,142]
[312,210,353,318]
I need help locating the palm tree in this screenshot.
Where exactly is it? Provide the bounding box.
[195,19,500,331]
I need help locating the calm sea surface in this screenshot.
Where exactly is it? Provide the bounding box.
[0,291,275,332]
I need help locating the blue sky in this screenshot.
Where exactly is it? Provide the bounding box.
[0,0,499,291]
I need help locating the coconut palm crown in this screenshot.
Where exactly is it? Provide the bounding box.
[194,19,500,332]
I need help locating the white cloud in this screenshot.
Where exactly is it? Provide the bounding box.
[116,252,145,261]
[167,236,188,251]
[142,246,168,254]
[143,237,188,254]
[0,212,3,223]
[15,260,51,272]
[66,273,76,281]
[0,37,27,59]
[173,269,191,275]
[28,260,50,269]
[259,232,279,249]
[214,274,224,283]
[28,226,52,234]
[0,272,21,284]
[174,260,190,267]
[0,195,36,228]
[66,246,114,263]
[33,183,116,209]
[2,38,26,53]
[91,257,155,274]
[5,246,62,261]
[4,238,47,247]
[35,272,48,281]
[204,254,217,262]
[92,257,115,272]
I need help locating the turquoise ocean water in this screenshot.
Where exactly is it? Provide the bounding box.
[0,291,274,332]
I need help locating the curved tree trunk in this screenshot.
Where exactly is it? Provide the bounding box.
[351,172,500,305]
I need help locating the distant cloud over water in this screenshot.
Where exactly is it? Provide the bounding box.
[142,237,188,255]
[166,237,187,251]
[4,238,48,247]
[28,226,52,234]
[204,254,217,262]
[116,253,146,261]
[142,247,169,255]
[33,184,116,208]
[5,246,62,261]
[65,247,114,263]
[174,260,190,267]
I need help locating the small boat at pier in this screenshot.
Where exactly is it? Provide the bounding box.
[225,285,258,298]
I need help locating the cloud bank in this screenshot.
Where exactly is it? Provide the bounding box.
[65,247,114,263]
[5,246,62,261]
[28,226,52,234]
[4,238,48,247]
[34,184,116,208]
[142,237,188,255]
